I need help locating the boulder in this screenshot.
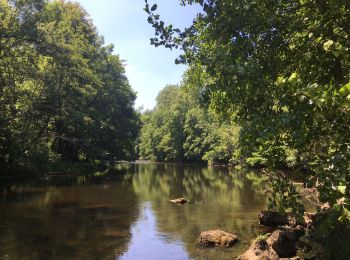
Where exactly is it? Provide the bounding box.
[238,225,303,260]
[257,224,276,234]
[267,229,297,258]
[258,211,297,227]
[237,239,279,260]
[198,230,238,248]
[169,198,189,204]
[278,225,305,242]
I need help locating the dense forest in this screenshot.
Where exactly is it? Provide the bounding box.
[138,84,240,163]
[0,0,139,173]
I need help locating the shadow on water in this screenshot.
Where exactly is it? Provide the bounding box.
[0,166,139,259]
[0,163,268,259]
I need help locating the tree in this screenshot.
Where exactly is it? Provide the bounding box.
[139,85,190,161]
[139,84,239,163]
[0,0,140,171]
[145,0,350,215]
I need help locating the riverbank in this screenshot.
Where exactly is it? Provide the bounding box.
[0,159,128,182]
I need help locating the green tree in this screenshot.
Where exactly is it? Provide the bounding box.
[0,0,140,172]
[139,83,239,163]
[139,85,190,161]
[145,0,350,214]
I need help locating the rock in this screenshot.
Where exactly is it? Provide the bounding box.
[238,225,304,260]
[169,197,189,204]
[278,225,305,242]
[257,224,276,234]
[198,230,238,248]
[237,239,279,260]
[258,211,297,227]
[267,229,297,258]
[240,211,305,259]
[304,212,316,227]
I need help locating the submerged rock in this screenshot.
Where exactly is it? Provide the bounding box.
[258,211,297,227]
[169,197,189,204]
[198,230,238,248]
[237,239,279,260]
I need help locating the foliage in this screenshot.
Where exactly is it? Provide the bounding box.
[0,0,139,172]
[144,0,350,215]
[138,85,189,161]
[138,84,239,163]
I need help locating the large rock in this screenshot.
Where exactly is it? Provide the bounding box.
[237,239,279,260]
[279,225,305,242]
[169,198,189,204]
[198,230,238,248]
[267,229,297,258]
[258,211,297,227]
[238,225,304,260]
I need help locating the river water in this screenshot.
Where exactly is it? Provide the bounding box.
[0,163,269,259]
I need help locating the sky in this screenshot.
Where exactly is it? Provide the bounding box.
[75,0,201,110]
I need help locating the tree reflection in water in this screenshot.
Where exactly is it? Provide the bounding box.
[124,163,268,259]
[0,163,268,260]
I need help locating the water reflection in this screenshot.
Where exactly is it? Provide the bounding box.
[126,164,268,259]
[0,163,268,259]
[119,202,189,260]
[0,182,138,259]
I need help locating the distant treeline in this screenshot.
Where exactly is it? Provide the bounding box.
[0,0,139,172]
[138,82,307,168]
[138,84,240,164]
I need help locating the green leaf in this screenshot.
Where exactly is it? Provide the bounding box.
[338,186,346,195]
[339,82,350,96]
[288,72,298,83]
[323,40,334,51]
[151,4,157,11]
[339,207,350,223]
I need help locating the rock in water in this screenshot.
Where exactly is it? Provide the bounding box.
[237,239,279,260]
[258,211,297,227]
[169,198,189,204]
[198,230,238,248]
[238,226,303,259]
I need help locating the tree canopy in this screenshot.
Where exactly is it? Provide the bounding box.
[0,0,139,172]
[138,84,239,163]
[144,0,350,216]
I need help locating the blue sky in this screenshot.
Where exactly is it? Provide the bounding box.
[76,0,201,110]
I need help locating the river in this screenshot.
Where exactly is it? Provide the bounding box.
[0,163,269,259]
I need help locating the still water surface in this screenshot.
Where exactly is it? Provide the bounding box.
[0,163,268,259]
